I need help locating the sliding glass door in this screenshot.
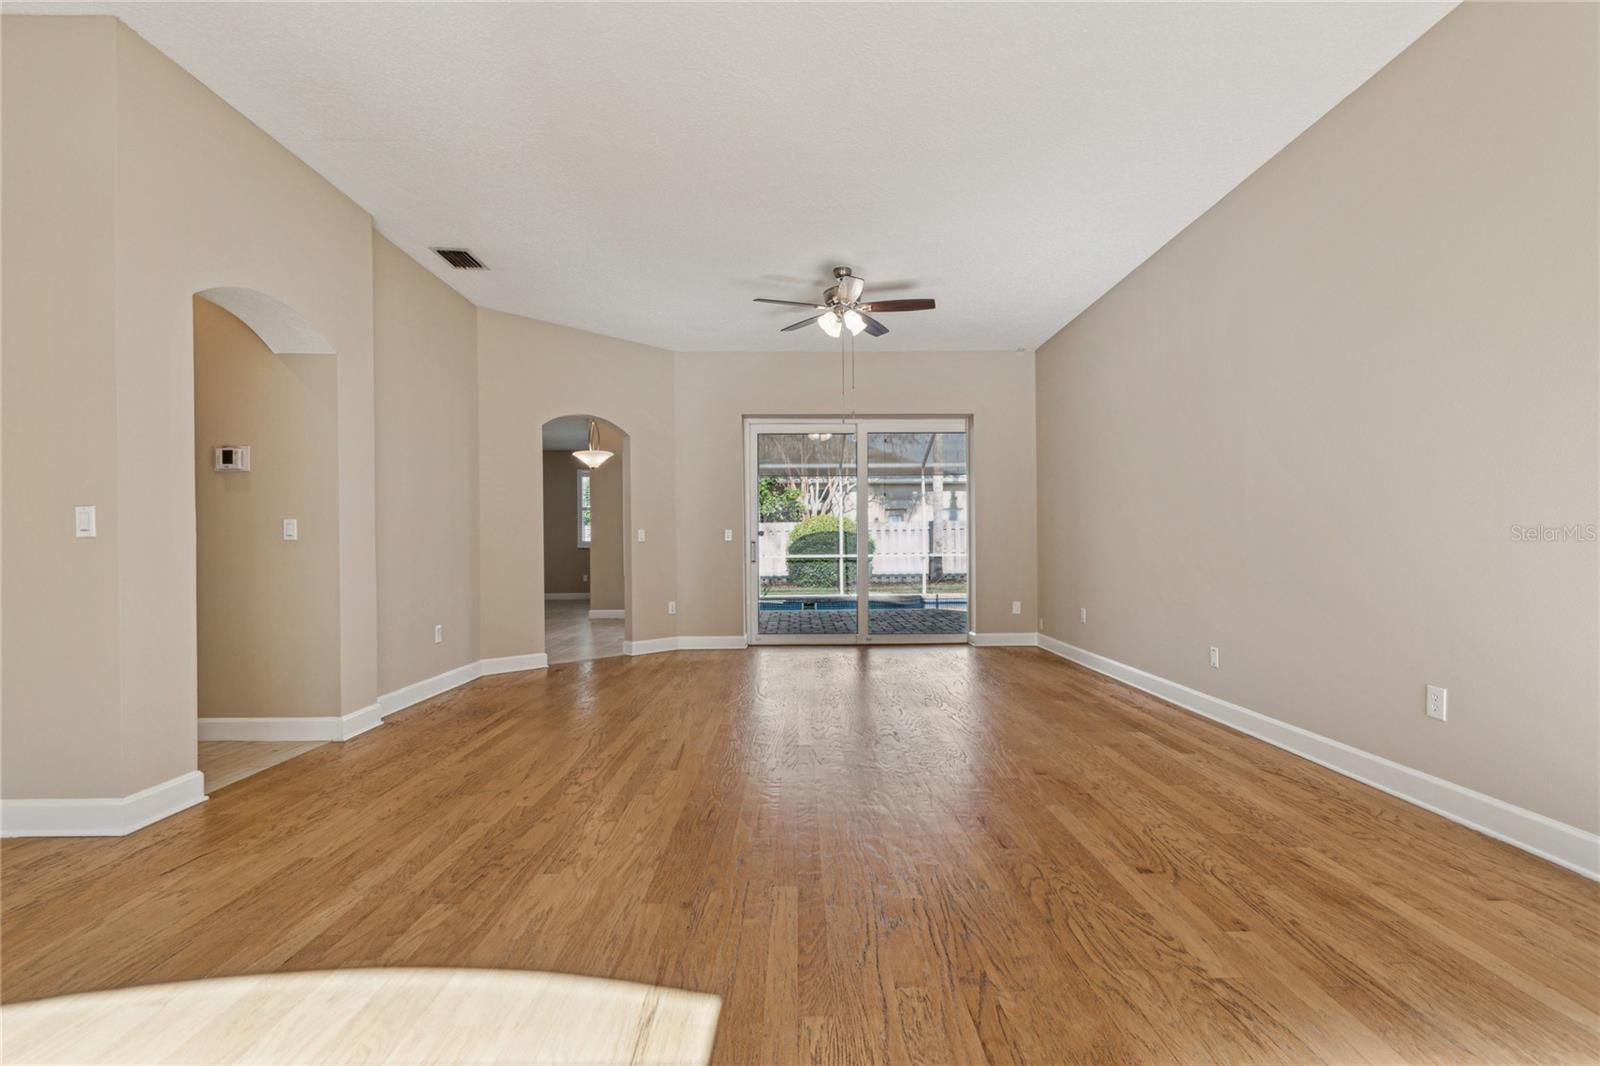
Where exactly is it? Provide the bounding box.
[864,428,969,637]
[749,424,860,640]
[746,418,970,644]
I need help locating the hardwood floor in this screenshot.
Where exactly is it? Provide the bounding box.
[545,597,625,664]
[3,647,1595,1063]
[198,740,326,792]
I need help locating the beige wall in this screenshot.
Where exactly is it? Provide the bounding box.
[2,15,378,799]
[194,299,341,718]
[114,19,377,791]
[672,350,1039,637]
[2,17,123,798]
[374,236,479,693]
[477,311,676,656]
[541,452,591,595]
[588,422,626,612]
[1035,2,1599,833]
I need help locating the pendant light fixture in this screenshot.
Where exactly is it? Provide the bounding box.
[572,419,613,469]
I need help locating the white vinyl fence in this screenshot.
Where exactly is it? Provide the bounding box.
[759,521,968,579]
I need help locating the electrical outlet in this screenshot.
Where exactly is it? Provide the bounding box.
[1080,607,1087,624]
[723,529,733,542]
[1426,685,1448,721]
[1011,601,1022,615]
[668,601,677,615]
[582,574,588,583]
[434,624,443,644]
[1209,646,1220,669]
[636,529,646,543]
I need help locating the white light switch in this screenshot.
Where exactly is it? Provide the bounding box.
[1209,646,1220,669]
[636,529,646,543]
[74,505,96,538]
[724,529,733,542]
[283,518,298,541]
[668,601,677,615]
[434,624,443,644]
[1080,607,1088,624]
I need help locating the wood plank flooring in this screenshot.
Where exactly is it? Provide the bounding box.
[3,647,1596,1063]
[197,740,326,792]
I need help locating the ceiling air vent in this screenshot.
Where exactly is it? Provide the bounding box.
[434,248,487,270]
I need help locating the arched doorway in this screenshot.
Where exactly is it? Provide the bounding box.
[540,415,628,664]
[192,289,340,789]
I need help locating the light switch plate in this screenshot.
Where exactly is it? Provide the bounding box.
[74,505,96,538]
[283,518,298,541]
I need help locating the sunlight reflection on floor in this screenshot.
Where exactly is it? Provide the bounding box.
[1,968,721,1065]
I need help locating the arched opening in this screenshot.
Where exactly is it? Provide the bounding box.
[540,415,628,664]
[192,291,340,789]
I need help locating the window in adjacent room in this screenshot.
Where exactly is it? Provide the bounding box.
[577,470,592,547]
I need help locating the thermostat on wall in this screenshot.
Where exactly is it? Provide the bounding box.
[214,445,251,472]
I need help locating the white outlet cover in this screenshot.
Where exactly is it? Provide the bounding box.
[1011,601,1022,615]
[636,529,646,542]
[1080,607,1087,624]
[1426,684,1448,721]
[1209,646,1220,668]
[724,529,733,542]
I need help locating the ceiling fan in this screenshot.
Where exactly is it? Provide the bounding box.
[753,266,935,338]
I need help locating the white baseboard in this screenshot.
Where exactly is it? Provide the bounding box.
[480,653,549,675]
[624,637,679,656]
[1,771,207,838]
[544,593,590,600]
[588,609,625,620]
[624,636,749,655]
[969,631,1040,647]
[377,662,482,716]
[1035,634,1600,881]
[678,635,749,650]
[198,703,383,743]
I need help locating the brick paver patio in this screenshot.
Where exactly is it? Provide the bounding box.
[757,607,968,637]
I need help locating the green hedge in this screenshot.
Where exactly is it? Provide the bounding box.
[786,515,871,589]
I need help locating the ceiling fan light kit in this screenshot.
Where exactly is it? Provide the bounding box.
[754,266,935,339]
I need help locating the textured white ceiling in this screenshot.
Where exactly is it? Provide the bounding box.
[13,2,1452,351]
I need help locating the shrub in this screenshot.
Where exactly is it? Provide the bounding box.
[786,515,871,589]
[758,477,804,523]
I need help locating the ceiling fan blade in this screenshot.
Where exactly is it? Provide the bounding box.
[861,298,935,313]
[859,313,890,337]
[754,298,824,308]
[780,313,825,332]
